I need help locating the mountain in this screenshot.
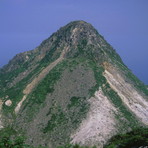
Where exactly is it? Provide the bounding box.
[0,21,148,148]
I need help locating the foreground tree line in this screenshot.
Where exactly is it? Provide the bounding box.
[0,126,147,148]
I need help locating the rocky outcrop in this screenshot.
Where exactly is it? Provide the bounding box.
[71,88,117,148]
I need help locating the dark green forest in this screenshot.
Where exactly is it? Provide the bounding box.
[0,127,147,148]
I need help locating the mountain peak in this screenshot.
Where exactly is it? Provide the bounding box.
[35,20,105,61]
[63,20,93,29]
[66,20,89,25]
[59,20,98,37]
[1,21,122,72]
[39,20,98,49]
[51,20,121,63]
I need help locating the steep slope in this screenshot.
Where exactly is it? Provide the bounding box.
[0,21,148,148]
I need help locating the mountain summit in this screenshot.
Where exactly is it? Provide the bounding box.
[0,21,148,148]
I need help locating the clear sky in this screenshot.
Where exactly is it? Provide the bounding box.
[0,0,148,84]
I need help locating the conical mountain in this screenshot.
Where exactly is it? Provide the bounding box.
[0,21,147,148]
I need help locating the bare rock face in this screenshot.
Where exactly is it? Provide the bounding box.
[71,88,118,148]
[0,21,147,148]
[103,65,148,125]
[5,100,12,106]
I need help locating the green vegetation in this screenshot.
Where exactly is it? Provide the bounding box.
[2,85,24,115]
[39,46,60,68]
[0,125,96,148]
[43,96,88,133]
[102,83,141,130]
[104,127,148,148]
[0,127,96,148]
[67,96,88,118]
[0,39,63,115]
[1,60,53,115]
[88,60,106,96]
[22,60,68,120]
[1,127,147,148]
[86,59,140,130]
[126,70,148,96]
[57,144,96,148]
[43,106,68,133]
[115,57,148,97]
[77,39,88,55]
[0,52,36,90]
[23,58,90,121]
[0,67,24,88]
[0,59,49,115]
[0,126,33,148]
[67,96,85,109]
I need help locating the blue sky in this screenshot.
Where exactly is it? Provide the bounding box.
[0,0,148,84]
